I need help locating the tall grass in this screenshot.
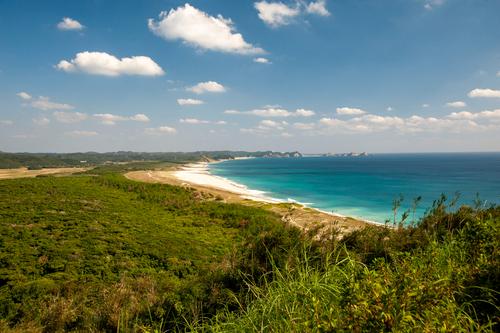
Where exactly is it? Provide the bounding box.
[194,201,499,332]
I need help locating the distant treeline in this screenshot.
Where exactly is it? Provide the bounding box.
[0,150,300,169]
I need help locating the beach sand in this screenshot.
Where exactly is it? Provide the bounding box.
[125,161,370,234]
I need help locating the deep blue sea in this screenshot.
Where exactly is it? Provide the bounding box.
[209,153,500,223]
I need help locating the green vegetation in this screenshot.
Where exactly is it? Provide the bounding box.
[197,198,500,332]
[0,151,300,169]
[0,166,498,332]
[0,172,303,332]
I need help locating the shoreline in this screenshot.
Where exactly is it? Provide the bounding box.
[125,160,375,233]
[194,160,380,225]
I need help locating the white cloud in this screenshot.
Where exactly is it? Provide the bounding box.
[56,51,164,77]
[386,106,394,112]
[177,98,204,106]
[468,88,500,98]
[226,106,315,117]
[319,110,500,134]
[240,119,291,136]
[224,109,240,115]
[251,108,291,117]
[281,132,293,137]
[448,109,500,120]
[93,113,127,125]
[445,101,467,108]
[129,113,150,122]
[180,118,210,124]
[336,107,366,115]
[66,130,98,137]
[32,117,50,126]
[30,96,74,111]
[259,119,288,130]
[254,1,300,27]
[17,92,32,100]
[93,113,150,125]
[294,108,315,117]
[57,17,84,31]
[0,120,13,126]
[148,4,264,55]
[145,126,177,135]
[306,1,330,16]
[53,111,88,123]
[293,122,315,130]
[422,103,430,108]
[497,71,500,77]
[180,118,227,125]
[187,81,226,94]
[253,57,271,64]
[423,0,445,10]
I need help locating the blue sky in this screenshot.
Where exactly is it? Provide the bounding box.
[0,0,499,153]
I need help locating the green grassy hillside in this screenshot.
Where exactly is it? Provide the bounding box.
[0,173,302,332]
[0,171,498,332]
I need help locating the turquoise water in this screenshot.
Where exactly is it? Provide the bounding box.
[209,153,500,223]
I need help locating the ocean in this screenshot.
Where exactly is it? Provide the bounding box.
[209,153,500,223]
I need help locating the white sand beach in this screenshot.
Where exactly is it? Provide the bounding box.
[173,162,282,203]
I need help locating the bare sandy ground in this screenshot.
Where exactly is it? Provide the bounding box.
[125,166,370,234]
[0,167,88,180]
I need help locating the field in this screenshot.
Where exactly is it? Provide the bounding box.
[0,167,87,180]
[0,171,302,332]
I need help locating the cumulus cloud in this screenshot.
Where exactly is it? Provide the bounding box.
[336,107,366,115]
[53,111,88,123]
[30,96,75,111]
[497,71,500,77]
[468,88,500,98]
[57,17,84,31]
[180,118,210,124]
[255,1,330,27]
[259,119,288,130]
[17,92,32,100]
[447,109,500,121]
[187,81,226,94]
[306,0,331,16]
[293,122,315,130]
[145,126,177,135]
[66,130,98,137]
[148,4,264,55]
[254,1,300,27]
[56,51,164,77]
[180,118,226,125]
[240,119,291,136]
[253,57,271,64]
[17,92,74,111]
[423,0,445,10]
[225,106,315,117]
[0,120,13,126]
[422,103,430,108]
[32,117,50,126]
[445,101,467,108]
[93,113,150,125]
[129,114,150,122]
[177,98,204,106]
[319,109,500,134]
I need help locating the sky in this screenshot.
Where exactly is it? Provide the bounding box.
[0,0,499,153]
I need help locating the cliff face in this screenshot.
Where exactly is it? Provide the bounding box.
[262,151,303,158]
